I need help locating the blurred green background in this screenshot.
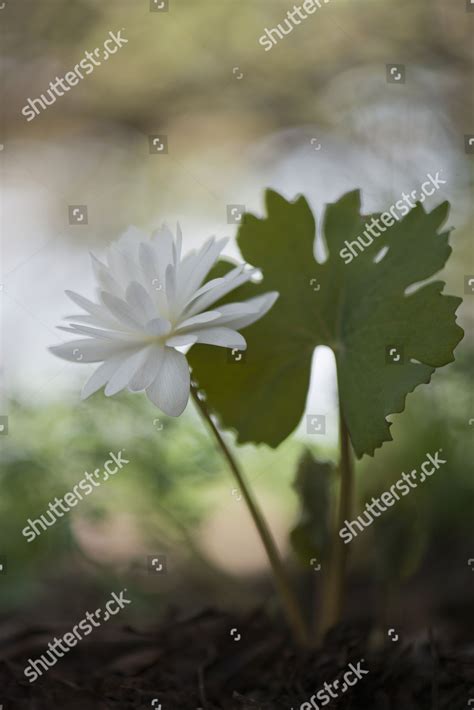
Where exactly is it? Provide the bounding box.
[0,0,472,628]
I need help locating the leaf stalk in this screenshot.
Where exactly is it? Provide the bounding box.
[191,382,310,646]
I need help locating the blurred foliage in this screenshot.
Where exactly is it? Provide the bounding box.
[5,0,472,131]
[0,343,472,615]
[290,451,332,565]
[0,390,222,608]
[355,345,474,586]
[1,0,472,620]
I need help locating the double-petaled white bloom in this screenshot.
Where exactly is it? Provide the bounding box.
[50,225,278,416]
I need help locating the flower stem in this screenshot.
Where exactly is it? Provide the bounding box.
[319,405,354,637]
[190,383,309,646]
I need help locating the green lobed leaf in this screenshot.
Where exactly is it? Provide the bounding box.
[188,190,463,457]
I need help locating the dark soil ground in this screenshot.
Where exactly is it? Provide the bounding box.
[1,606,473,709]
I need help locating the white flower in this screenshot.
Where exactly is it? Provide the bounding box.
[50,225,278,416]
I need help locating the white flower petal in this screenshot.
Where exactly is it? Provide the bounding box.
[182,274,226,305]
[65,290,120,328]
[49,339,135,363]
[175,310,221,331]
[104,349,148,396]
[146,347,190,416]
[212,292,279,330]
[53,224,279,415]
[101,292,144,330]
[107,245,135,285]
[65,314,98,324]
[90,254,122,297]
[185,268,255,316]
[66,290,101,316]
[151,224,174,280]
[139,242,160,284]
[165,334,198,347]
[116,226,148,255]
[188,327,247,349]
[81,355,127,399]
[65,313,128,331]
[126,281,158,323]
[165,263,178,319]
[139,243,169,314]
[177,237,228,307]
[144,318,172,336]
[173,222,183,266]
[105,244,143,292]
[57,325,143,342]
[128,345,164,392]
